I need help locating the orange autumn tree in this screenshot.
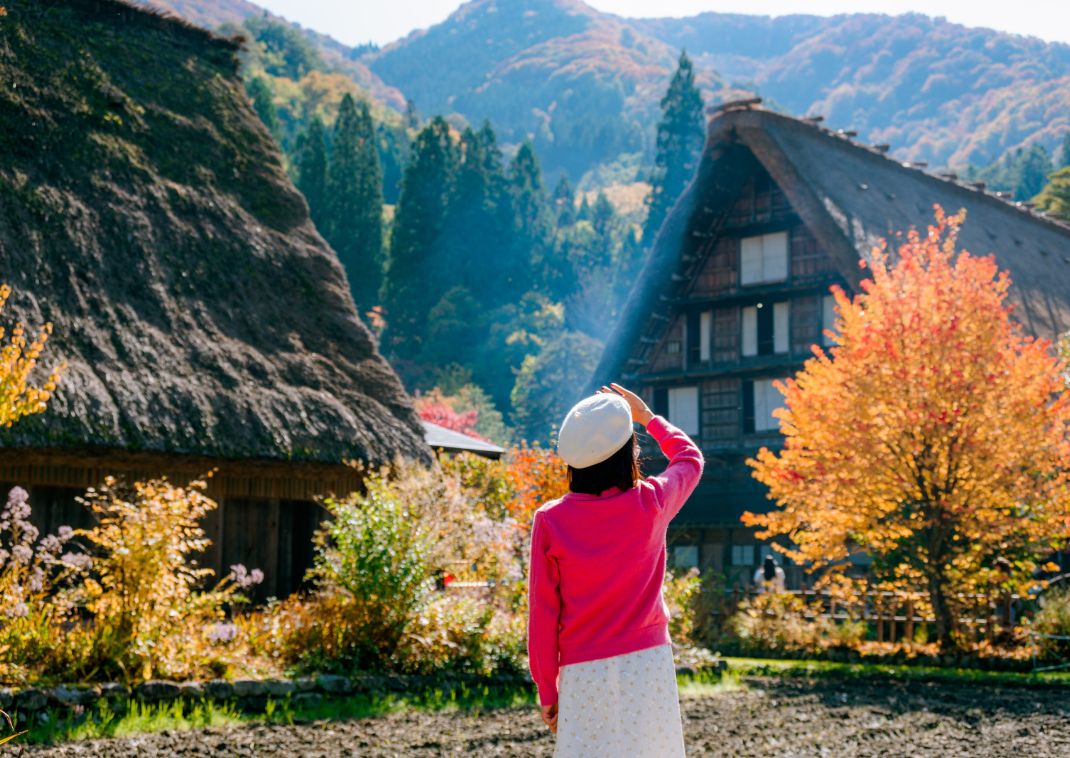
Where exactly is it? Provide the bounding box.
[0,284,62,426]
[745,207,1070,648]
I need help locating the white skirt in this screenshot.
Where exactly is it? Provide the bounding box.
[555,643,686,758]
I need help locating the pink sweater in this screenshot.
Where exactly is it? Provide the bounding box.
[527,416,704,706]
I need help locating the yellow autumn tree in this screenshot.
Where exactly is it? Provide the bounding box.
[745,207,1070,648]
[0,284,61,426]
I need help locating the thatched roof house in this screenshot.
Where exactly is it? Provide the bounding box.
[591,104,1070,584]
[0,0,429,595]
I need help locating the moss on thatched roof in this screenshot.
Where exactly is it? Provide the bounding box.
[593,107,1070,389]
[0,0,429,466]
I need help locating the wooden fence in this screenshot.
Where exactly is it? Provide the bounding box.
[714,588,1024,644]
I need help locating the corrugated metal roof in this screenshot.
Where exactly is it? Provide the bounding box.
[421,421,505,459]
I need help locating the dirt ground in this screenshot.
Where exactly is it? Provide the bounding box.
[19,676,1070,757]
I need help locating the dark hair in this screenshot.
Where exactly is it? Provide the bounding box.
[763,555,778,581]
[567,433,641,496]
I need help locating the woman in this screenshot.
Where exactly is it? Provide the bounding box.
[753,555,786,593]
[528,383,704,756]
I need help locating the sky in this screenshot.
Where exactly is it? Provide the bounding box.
[253,0,1070,48]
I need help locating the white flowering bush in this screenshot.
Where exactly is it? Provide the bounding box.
[0,487,84,683]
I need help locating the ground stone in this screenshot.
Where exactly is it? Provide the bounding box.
[49,685,99,707]
[135,681,180,702]
[263,679,296,697]
[231,680,266,698]
[315,674,352,694]
[179,681,204,699]
[15,688,47,711]
[0,687,13,708]
[203,680,233,700]
[293,676,317,692]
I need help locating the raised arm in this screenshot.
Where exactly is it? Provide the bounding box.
[645,415,704,523]
[596,383,704,524]
[527,509,562,707]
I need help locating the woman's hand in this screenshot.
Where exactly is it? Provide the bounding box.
[541,703,558,734]
[598,383,654,427]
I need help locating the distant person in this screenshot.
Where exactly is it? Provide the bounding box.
[754,555,786,593]
[527,383,703,756]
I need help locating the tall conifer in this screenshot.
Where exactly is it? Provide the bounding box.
[247,77,280,138]
[642,50,704,246]
[509,143,555,299]
[382,117,457,357]
[296,116,328,230]
[326,95,384,309]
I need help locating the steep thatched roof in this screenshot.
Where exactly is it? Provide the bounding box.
[0,0,429,466]
[593,106,1070,389]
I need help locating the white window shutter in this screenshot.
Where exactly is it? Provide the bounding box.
[668,386,699,436]
[699,310,712,362]
[742,306,758,357]
[773,301,790,354]
[740,236,763,285]
[763,232,789,282]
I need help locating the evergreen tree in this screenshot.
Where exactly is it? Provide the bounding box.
[296,116,328,230]
[591,192,614,238]
[437,124,513,312]
[552,175,576,226]
[246,77,280,138]
[509,143,556,299]
[642,50,705,246]
[325,95,384,310]
[1016,144,1053,200]
[382,117,457,358]
[1061,133,1070,168]
[1035,167,1070,221]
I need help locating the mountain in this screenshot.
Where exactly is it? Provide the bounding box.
[635,12,1070,167]
[140,0,262,28]
[138,0,1070,185]
[369,0,726,178]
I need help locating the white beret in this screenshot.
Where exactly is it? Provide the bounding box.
[556,394,633,469]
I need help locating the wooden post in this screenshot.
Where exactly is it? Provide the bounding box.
[905,596,915,646]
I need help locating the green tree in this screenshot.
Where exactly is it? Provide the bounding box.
[552,175,576,227]
[1035,166,1070,221]
[1060,133,1070,168]
[643,50,705,247]
[325,95,384,310]
[246,76,280,138]
[509,143,556,299]
[511,330,604,444]
[296,116,328,230]
[382,117,457,358]
[1016,144,1053,200]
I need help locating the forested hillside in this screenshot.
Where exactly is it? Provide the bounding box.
[637,12,1070,168]
[146,0,1070,184]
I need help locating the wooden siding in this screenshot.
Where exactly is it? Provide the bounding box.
[724,173,792,228]
[791,225,839,281]
[0,450,359,600]
[791,295,822,355]
[643,314,685,374]
[692,237,737,297]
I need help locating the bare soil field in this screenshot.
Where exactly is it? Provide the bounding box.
[19,676,1070,757]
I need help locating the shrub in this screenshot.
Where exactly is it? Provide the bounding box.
[66,476,253,682]
[0,487,81,684]
[284,473,435,671]
[1034,586,1070,661]
[727,593,843,655]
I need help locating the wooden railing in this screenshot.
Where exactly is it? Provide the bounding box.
[713,587,1025,644]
